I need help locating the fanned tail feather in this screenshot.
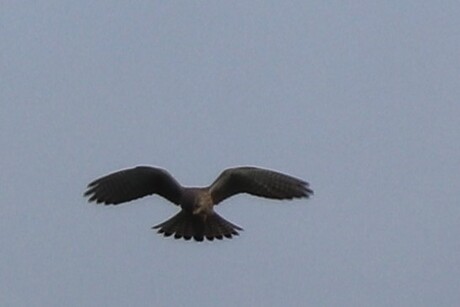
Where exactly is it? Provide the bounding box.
[152,210,242,242]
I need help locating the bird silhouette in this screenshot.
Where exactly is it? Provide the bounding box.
[84,166,313,242]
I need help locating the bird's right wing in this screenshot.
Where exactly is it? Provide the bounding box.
[84,166,182,205]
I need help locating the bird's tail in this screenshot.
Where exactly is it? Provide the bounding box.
[152,210,243,242]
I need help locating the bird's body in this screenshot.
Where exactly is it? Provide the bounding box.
[84,166,313,241]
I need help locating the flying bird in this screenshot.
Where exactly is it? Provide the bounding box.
[84,166,313,242]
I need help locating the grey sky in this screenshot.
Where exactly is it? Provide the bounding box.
[2,1,459,306]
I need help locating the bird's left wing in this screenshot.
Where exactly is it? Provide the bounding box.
[209,166,313,205]
[84,166,182,205]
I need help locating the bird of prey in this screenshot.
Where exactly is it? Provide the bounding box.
[84,166,313,242]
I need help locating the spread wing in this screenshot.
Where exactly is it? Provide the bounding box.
[209,167,313,205]
[84,166,182,205]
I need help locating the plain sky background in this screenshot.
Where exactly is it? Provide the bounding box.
[2,1,459,306]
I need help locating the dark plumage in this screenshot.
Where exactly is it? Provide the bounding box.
[84,166,313,242]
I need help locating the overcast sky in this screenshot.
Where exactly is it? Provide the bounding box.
[2,1,459,306]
